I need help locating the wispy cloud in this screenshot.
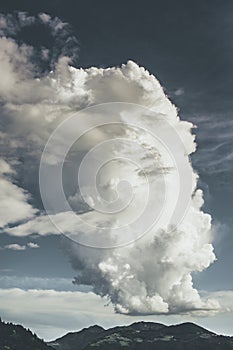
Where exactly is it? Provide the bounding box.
[174,88,185,96]
[0,276,88,292]
[3,244,26,251]
[1,242,40,251]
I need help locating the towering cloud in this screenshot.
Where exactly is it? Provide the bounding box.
[0,13,219,316]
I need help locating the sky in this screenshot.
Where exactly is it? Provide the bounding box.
[0,0,233,341]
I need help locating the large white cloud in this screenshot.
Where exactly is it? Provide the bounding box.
[0,12,222,317]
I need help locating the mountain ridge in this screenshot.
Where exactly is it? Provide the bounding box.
[1,318,233,350]
[48,321,233,350]
[0,318,52,350]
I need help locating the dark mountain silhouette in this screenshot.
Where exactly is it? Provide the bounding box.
[1,318,233,350]
[48,321,233,350]
[0,317,51,350]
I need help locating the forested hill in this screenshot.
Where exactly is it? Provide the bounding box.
[0,318,52,350]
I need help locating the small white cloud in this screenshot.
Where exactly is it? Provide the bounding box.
[1,242,39,250]
[4,244,26,251]
[27,242,39,249]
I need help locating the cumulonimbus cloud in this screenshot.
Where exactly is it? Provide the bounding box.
[0,12,220,316]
